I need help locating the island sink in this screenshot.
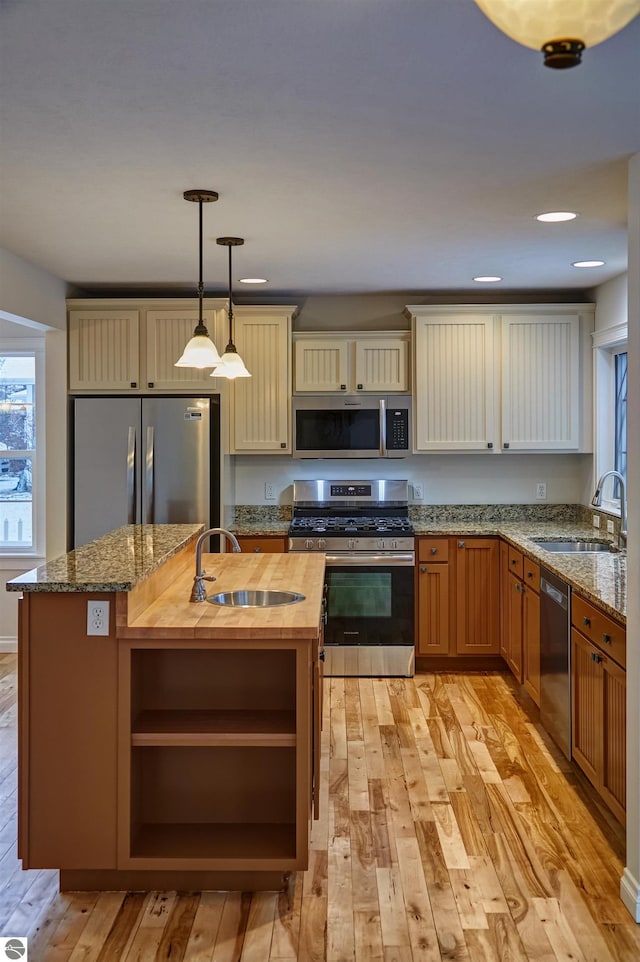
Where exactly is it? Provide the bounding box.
[532,539,616,553]
[207,589,306,607]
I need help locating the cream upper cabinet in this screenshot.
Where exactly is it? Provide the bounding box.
[293,333,409,393]
[68,309,141,391]
[230,306,295,454]
[68,299,226,393]
[411,311,498,451]
[407,304,593,453]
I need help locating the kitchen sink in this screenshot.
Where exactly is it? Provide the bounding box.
[532,539,617,553]
[207,589,306,607]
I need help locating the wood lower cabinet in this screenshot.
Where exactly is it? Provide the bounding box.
[571,594,626,824]
[416,538,451,655]
[455,538,500,655]
[500,545,540,704]
[236,535,287,553]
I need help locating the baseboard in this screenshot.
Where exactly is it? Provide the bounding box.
[0,637,17,653]
[620,867,640,922]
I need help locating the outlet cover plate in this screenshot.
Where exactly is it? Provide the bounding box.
[87,600,110,636]
[535,482,547,500]
[413,482,424,501]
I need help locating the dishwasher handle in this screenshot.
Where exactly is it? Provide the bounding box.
[540,576,568,609]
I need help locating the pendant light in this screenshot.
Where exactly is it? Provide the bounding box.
[175,189,222,369]
[211,237,251,379]
[472,0,640,68]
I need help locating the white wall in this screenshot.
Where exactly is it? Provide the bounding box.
[595,273,628,332]
[234,452,593,507]
[0,248,67,649]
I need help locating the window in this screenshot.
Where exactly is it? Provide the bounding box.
[593,325,627,515]
[0,344,44,554]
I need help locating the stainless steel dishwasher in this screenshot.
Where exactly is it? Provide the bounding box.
[539,568,571,759]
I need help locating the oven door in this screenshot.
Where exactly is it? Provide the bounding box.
[323,553,415,677]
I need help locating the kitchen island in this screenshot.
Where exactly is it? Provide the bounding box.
[7,525,325,892]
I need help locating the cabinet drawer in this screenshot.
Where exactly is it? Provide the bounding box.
[572,594,625,669]
[418,538,449,563]
[237,537,287,554]
[523,557,540,592]
[507,547,523,579]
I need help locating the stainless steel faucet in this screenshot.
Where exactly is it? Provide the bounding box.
[190,527,242,602]
[591,470,627,549]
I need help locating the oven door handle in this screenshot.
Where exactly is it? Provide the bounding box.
[379,398,387,456]
[325,552,415,567]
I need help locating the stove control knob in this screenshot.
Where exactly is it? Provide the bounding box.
[318,538,327,549]
[391,539,398,550]
[377,538,386,550]
[347,538,357,550]
[305,538,315,550]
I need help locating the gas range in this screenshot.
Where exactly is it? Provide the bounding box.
[288,480,415,557]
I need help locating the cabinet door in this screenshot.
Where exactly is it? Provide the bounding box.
[69,309,140,391]
[417,561,450,655]
[145,309,220,390]
[499,541,509,661]
[231,308,292,453]
[506,573,523,681]
[354,337,408,392]
[571,629,602,786]
[522,584,540,706]
[501,313,580,450]
[455,538,500,655]
[414,314,497,451]
[601,656,626,824]
[294,339,349,392]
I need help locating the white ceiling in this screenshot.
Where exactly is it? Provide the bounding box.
[1,0,639,298]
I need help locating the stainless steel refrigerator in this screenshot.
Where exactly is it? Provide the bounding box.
[71,395,220,547]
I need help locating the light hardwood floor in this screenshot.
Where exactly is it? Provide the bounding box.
[1,651,639,961]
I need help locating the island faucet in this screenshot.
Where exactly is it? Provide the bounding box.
[190,527,242,602]
[591,470,627,549]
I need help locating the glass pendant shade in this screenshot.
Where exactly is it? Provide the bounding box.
[175,333,221,368]
[174,188,221,368]
[473,0,640,66]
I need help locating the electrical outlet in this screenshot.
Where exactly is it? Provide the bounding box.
[535,482,547,500]
[264,482,275,500]
[87,600,109,636]
[592,514,601,528]
[607,519,615,534]
[413,482,424,501]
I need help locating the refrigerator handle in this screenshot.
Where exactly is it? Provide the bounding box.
[126,426,136,524]
[145,425,155,524]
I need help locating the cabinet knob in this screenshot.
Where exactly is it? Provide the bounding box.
[340,384,347,390]
[147,382,154,388]
[487,442,493,449]
[503,442,510,449]
[511,558,517,565]
[430,547,437,555]
[602,633,612,645]
[357,383,363,390]
[420,565,427,573]
[319,649,326,662]
[130,382,137,388]
[591,651,602,664]
[583,616,591,627]
[253,547,261,553]
[526,571,533,578]
[280,442,287,448]
[458,541,465,548]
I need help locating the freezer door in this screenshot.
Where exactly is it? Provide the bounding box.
[73,396,142,546]
[141,396,211,526]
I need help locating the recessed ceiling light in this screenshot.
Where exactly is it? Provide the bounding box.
[572,260,605,268]
[239,277,268,284]
[473,275,502,283]
[536,211,578,222]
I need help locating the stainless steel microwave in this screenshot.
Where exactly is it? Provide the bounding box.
[292,395,411,458]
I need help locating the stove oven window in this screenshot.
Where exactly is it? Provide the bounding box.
[327,572,391,618]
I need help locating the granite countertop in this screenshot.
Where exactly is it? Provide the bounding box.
[414,520,626,623]
[6,524,204,593]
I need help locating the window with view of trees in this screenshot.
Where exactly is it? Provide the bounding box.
[0,354,36,549]
[614,351,627,498]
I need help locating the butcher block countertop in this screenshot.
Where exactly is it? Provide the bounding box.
[120,552,326,640]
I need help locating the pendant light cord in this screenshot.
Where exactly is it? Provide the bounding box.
[193,198,208,336]
[226,242,236,351]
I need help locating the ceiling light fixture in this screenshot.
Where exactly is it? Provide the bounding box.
[572,259,605,267]
[212,237,251,380]
[175,189,222,369]
[472,0,640,68]
[536,211,578,222]
[239,277,268,284]
[473,275,503,283]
